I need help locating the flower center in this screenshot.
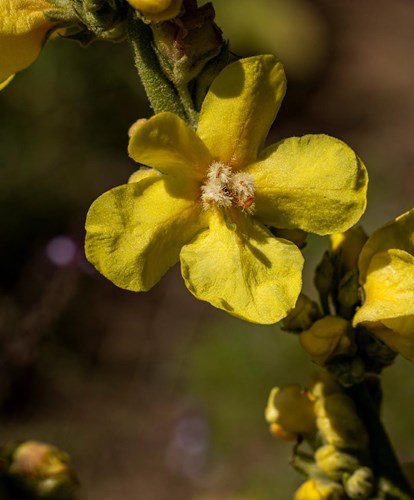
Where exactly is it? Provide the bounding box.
[200,162,255,214]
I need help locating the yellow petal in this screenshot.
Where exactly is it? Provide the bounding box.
[248,135,368,234]
[353,249,414,359]
[0,0,54,82]
[85,176,205,291]
[197,55,286,167]
[354,249,414,324]
[128,112,212,186]
[180,211,303,324]
[358,208,414,282]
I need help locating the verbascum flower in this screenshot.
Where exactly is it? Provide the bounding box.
[0,0,56,88]
[85,55,368,323]
[127,0,183,22]
[353,208,414,360]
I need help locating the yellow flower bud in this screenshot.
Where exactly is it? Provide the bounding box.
[315,444,360,481]
[127,0,183,22]
[8,440,78,498]
[282,293,322,333]
[294,478,344,500]
[300,316,352,365]
[315,393,368,450]
[265,385,316,437]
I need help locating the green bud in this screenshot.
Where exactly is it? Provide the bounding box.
[343,466,375,499]
[327,355,365,387]
[282,293,322,333]
[151,2,225,86]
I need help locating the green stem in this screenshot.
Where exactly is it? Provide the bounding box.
[176,84,199,129]
[346,382,414,498]
[127,13,187,120]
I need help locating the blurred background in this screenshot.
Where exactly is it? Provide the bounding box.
[1,0,414,498]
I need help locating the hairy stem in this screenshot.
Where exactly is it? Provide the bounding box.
[127,14,187,120]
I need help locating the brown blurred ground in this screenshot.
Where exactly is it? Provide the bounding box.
[1,1,414,499]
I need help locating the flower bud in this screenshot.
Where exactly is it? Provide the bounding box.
[294,478,344,500]
[344,466,375,499]
[315,444,359,481]
[282,293,322,333]
[328,356,365,387]
[127,0,183,22]
[299,316,352,365]
[7,440,78,499]
[151,2,224,85]
[265,385,316,437]
[315,393,368,450]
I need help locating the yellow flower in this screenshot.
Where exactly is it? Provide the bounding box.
[0,0,56,87]
[85,55,368,324]
[127,0,183,22]
[353,208,414,360]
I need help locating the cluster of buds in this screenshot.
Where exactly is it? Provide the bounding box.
[265,373,375,499]
[283,210,414,386]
